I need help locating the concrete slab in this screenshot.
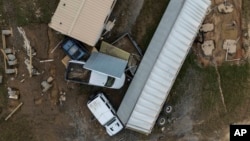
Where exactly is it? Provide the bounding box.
[201,40,215,56]
[223,39,237,54]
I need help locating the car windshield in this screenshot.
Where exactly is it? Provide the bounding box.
[68,45,78,55]
[105,76,115,87]
[62,40,74,50]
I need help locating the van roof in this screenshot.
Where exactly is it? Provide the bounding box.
[87,94,114,125]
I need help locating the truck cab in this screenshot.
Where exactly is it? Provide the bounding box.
[87,92,124,136]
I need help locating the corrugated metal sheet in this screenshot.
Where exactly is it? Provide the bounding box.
[84,52,127,78]
[117,0,211,135]
[49,0,116,46]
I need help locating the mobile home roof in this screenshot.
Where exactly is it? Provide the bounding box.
[49,0,116,46]
[117,0,211,135]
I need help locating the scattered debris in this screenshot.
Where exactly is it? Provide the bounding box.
[0,49,18,75]
[102,19,116,36]
[59,91,66,105]
[200,23,214,32]
[5,102,23,121]
[20,79,25,83]
[201,40,215,56]
[41,76,54,92]
[18,27,36,77]
[40,59,54,63]
[218,2,234,14]
[1,29,17,75]
[2,28,13,49]
[24,59,40,76]
[7,87,20,100]
[127,53,141,76]
[17,27,37,57]
[50,40,63,54]
[61,55,71,68]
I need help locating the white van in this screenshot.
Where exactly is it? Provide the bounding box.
[87,92,124,136]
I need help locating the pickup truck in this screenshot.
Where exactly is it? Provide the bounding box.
[65,60,125,89]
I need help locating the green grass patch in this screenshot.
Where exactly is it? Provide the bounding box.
[168,54,250,135]
[219,63,250,113]
[132,0,170,52]
[243,0,250,21]
[168,53,201,105]
[13,0,59,26]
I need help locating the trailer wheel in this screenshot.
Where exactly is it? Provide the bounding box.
[164,105,173,114]
[157,116,166,126]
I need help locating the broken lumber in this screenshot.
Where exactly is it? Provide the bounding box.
[5,102,23,121]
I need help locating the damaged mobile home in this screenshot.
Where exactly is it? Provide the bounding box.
[49,0,116,46]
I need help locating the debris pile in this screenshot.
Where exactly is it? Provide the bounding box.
[41,76,54,92]
[24,59,40,76]
[218,2,234,14]
[7,87,20,100]
[59,91,66,105]
[1,29,18,75]
[18,27,36,77]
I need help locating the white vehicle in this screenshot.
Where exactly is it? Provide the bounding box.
[87,92,124,136]
[65,60,125,89]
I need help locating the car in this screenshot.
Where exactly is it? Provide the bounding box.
[61,38,89,60]
[87,92,124,136]
[65,60,125,89]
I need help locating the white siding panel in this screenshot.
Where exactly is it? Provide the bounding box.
[123,0,211,134]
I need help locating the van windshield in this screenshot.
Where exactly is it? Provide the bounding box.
[106,117,117,127]
[105,76,115,87]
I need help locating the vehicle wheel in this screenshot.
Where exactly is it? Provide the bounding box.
[157,116,166,126]
[164,105,173,114]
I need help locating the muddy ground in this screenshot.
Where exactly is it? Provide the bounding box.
[0,0,249,141]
